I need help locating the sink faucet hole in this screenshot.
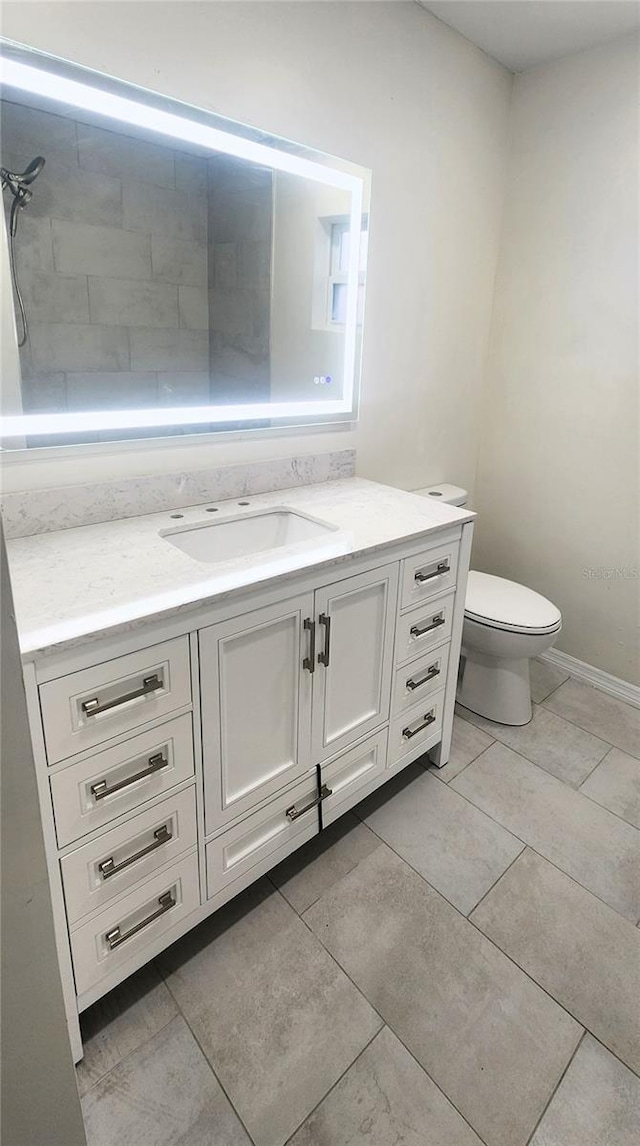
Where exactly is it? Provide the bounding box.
[238,501,250,506]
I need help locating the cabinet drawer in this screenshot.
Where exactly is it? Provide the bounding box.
[62,788,197,926]
[395,591,455,666]
[392,644,450,716]
[51,715,195,848]
[321,729,388,826]
[206,771,319,899]
[388,689,445,770]
[401,540,458,610]
[70,853,200,997]
[40,637,192,764]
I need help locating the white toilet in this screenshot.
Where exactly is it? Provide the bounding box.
[415,485,562,726]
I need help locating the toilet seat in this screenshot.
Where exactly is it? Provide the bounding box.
[464,572,562,636]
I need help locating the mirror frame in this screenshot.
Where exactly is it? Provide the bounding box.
[0,40,370,446]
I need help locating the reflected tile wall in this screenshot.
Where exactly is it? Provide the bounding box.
[1,98,211,414]
[207,155,272,403]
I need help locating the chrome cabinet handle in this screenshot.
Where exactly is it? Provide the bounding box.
[90,752,169,801]
[303,618,316,673]
[415,561,450,584]
[286,782,333,822]
[410,613,445,638]
[98,824,173,880]
[105,890,176,950]
[82,673,163,717]
[318,613,331,667]
[402,711,436,740]
[406,664,440,691]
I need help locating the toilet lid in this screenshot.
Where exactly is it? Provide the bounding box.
[465,571,562,633]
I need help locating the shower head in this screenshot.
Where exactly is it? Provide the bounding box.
[1,156,45,199]
[1,156,46,237]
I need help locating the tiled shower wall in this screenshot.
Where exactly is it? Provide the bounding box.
[207,154,271,403]
[1,99,270,417]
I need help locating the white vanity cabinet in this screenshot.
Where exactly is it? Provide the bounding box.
[200,563,399,841]
[20,518,472,1062]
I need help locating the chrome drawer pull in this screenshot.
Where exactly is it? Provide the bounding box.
[406,664,440,691]
[402,711,436,740]
[81,673,163,717]
[98,824,173,880]
[410,613,445,638]
[90,752,169,801]
[318,613,331,667]
[303,618,316,673]
[105,890,176,950]
[286,783,333,822]
[415,561,450,584]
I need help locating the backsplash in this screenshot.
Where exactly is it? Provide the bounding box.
[0,449,356,538]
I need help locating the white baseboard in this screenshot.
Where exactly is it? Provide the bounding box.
[539,649,640,710]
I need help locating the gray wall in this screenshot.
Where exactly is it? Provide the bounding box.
[208,154,272,403]
[1,98,211,418]
[0,521,86,1146]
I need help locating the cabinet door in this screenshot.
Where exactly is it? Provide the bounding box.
[200,593,314,835]
[312,563,399,762]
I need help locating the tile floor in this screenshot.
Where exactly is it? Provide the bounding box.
[76,663,640,1146]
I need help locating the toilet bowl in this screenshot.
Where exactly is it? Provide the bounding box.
[459,571,561,725]
[414,485,562,726]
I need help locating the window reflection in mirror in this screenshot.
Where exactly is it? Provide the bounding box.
[0,45,369,448]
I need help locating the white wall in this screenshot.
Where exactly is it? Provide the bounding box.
[473,35,639,683]
[0,1,511,491]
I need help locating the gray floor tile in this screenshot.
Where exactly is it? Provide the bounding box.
[451,743,640,921]
[157,879,381,1146]
[456,703,609,787]
[76,963,178,1097]
[428,714,494,781]
[543,678,640,758]
[579,747,640,828]
[360,764,523,914]
[81,1014,250,1146]
[304,846,581,1146]
[270,812,380,914]
[288,1026,483,1146]
[530,659,570,703]
[530,1034,640,1146]
[471,849,640,1073]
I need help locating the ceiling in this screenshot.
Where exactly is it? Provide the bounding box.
[419,1,640,72]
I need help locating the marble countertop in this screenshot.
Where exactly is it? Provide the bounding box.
[6,478,474,661]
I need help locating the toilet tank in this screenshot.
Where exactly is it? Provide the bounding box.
[413,483,468,507]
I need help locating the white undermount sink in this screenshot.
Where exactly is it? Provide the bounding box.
[160,507,338,564]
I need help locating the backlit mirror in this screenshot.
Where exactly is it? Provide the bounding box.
[0,42,370,449]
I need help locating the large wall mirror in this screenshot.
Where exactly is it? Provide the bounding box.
[0,42,370,449]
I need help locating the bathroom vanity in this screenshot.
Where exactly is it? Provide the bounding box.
[1,41,473,1062]
[7,477,473,1060]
